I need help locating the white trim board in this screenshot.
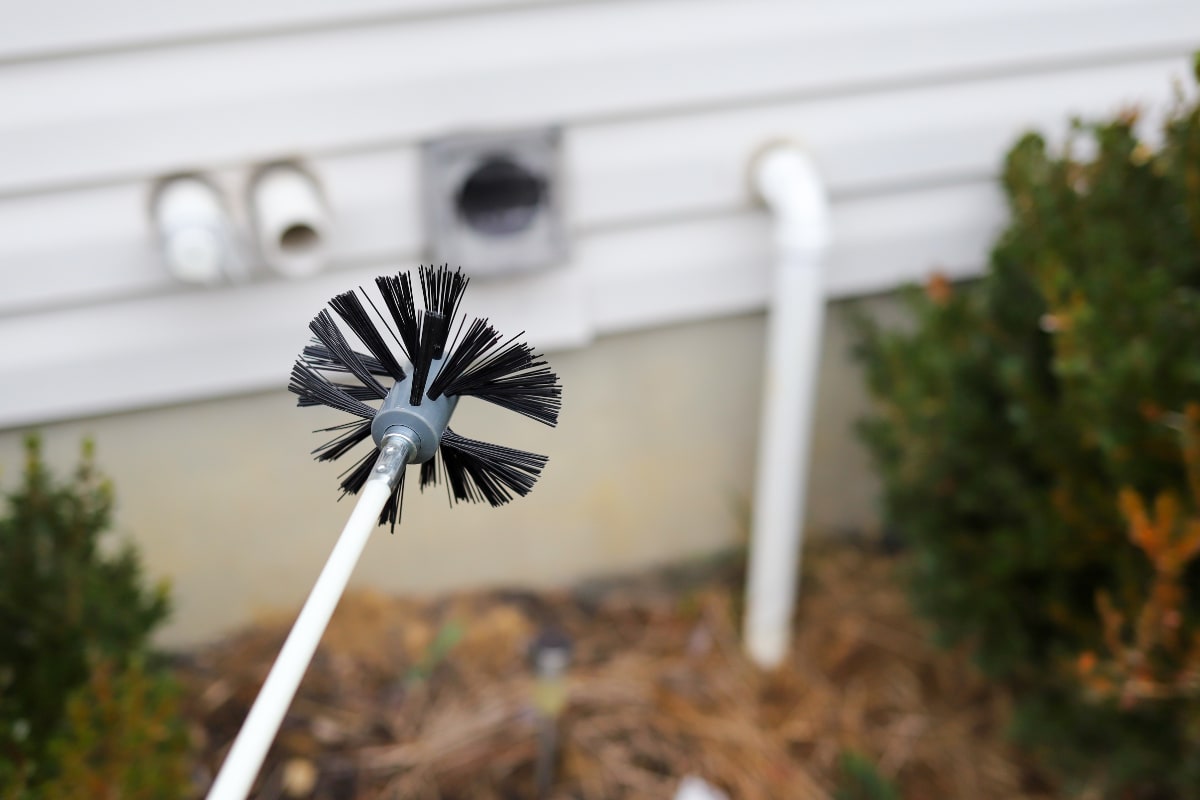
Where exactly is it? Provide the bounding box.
[1,55,1191,317]
[0,179,1004,428]
[1,0,1197,195]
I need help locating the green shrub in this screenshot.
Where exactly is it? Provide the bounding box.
[854,59,1200,797]
[0,435,181,793]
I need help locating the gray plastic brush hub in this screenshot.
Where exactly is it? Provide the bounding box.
[370,369,457,463]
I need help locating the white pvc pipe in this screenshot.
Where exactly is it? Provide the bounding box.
[743,143,832,669]
[207,435,411,800]
[152,176,240,285]
[250,164,330,278]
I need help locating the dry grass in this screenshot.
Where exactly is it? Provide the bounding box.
[179,543,1052,799]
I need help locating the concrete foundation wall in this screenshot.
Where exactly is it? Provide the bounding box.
[0,299,891,646]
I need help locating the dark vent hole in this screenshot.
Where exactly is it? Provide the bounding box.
[456,157,545,237]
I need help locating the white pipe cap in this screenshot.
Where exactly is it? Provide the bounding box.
[152,176,239,285]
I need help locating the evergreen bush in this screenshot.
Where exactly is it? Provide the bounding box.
[854,58,1200,797]
[36,657,190,800]
[0,435,186,795]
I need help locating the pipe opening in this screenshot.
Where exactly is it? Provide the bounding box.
[279,223,320,254]
[455,157,545,237]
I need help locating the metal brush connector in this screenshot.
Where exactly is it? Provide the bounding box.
[370,369,457,462]
[367,431,416,490]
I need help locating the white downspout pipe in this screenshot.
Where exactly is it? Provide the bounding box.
[743,143,832,669]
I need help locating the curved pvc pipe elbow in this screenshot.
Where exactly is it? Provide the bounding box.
[751,142,832,257]
[251,164,330,278]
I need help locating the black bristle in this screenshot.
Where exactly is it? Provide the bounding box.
[428,328,562,427]
[339,448,406,531]
[295,383,381,407]
[408,313,443,406]
[374,273,420,362]
[426,312,451,360]
[329,290,407,382]
[380,471,406,532]
[428,318,500,395]
[288,361,378,419]
[406,266,469,404]
[308,311,389,399]
[420,264,468,323]
[437,429,548,507]
[302,344,388,377]
[419,454,439,490]
[311,420,373,462]
[337,447,378,497]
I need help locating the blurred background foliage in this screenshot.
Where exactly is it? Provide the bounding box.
[854,57,1200,798]
[0,436,189,798]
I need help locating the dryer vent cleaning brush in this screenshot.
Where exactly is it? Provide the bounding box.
[207,264,562,800]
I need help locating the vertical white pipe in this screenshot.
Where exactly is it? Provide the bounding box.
[743,144,831,669]
[207,434,412,800]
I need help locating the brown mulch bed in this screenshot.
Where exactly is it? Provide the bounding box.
[178,543,1053,799]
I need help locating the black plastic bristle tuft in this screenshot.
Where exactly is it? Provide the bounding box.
[380,471,405,532]
[419,264,468,325]
[339,448,406,532]
[374,273,420,362]
[437,429,548,507]
[337,447,379,497]
[308,311,389,399]
[329,290,407,382]
[295,382,381,407]
[419,453,439,490]
[289,361,378,419]
[301,344,389,377]
[311,419,373,462]
[428,318,499,395]
[407,314,434,406]
[294,264,559,528]
[404,266,468,405]
[428,327,562,427]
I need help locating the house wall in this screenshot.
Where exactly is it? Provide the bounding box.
[1,0,1197,644]
[0,301,894,647]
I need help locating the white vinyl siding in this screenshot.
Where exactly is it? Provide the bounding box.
[1,0,1198,427]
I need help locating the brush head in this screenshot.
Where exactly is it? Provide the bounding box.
[288,264,562,529]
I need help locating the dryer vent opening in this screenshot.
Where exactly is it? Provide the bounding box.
[455,157,546,237]
[422,127,565,275]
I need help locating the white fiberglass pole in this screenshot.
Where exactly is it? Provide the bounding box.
[207,434,412,800]
[743,144,832,669]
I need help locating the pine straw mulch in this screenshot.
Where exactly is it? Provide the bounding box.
[177,543,1054,799]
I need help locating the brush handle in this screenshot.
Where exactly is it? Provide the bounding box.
[207,435,412,800]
